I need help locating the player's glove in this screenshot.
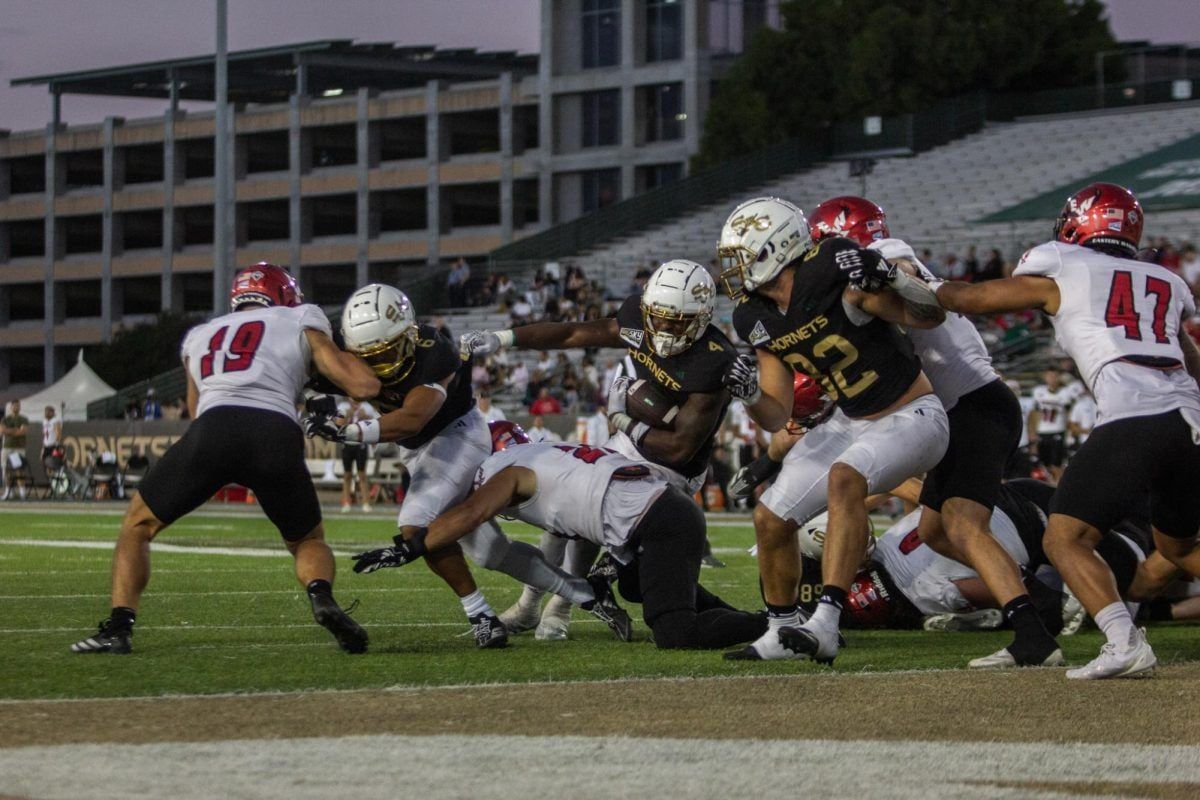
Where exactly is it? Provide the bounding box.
[728,455,784,501]
[351,530,428,574]
[304,413,345,442]
[723,354,762,405]
[460,329,513,358]
[303,392,339,418]
[605,375,651,446]
[835,248,895,293]
[606,375,632,416]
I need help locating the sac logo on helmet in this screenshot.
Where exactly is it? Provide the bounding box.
[640,259,717,357]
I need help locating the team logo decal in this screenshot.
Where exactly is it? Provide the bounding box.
[749,320,770,346]
[708,340,725,352]
[619,327,644,348]
[729,214,771,236]
[691,282,715,302]
[1068,193,1096,218]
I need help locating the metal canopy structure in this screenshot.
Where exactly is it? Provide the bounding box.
[12,39,538,105]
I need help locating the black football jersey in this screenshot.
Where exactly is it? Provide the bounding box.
[312,324,475,449]
[615,295,735,479]
[732,236,921,418]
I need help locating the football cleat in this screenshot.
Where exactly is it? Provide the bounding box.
[701,552,727,569]
[70,619,132,654]
[777,624,840,666]
[311,594,369,654]
[1066,628,1156,680]
[968,646,1064,670]
[499,595,543,635]
[923,609,1003,632]
[587,552,621,584]
[1060,590,1086,637]
[470,613,509,649]
[535,598,572,641]
[581,575,633,642]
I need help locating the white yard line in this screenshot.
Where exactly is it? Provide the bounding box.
[3,734,1199,800]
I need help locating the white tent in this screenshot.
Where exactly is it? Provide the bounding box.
[21,351,115,421]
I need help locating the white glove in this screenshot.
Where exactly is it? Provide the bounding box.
[460,329,513,358]
[607,375,633,416]
[342,418,381,445]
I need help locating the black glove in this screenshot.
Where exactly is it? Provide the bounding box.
[352,530,428,574]
[304,413,345,442]
[728,455,783,501]
[834,247,895,293]
[723,353,762,404]
[304,393,338,418]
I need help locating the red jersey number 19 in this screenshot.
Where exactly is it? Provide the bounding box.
[199,320,266,379]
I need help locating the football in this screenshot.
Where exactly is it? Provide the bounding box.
[625,378,680,430]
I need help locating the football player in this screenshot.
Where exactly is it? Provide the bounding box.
[352,436,767,649]
[807,196,1062,669]
[307,284,509,647]
[460,260,737,632]
[925,182,1200,678]
[718,197,950,664]
[71,263,380,654]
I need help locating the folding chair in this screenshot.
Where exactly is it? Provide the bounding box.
[41,448,72,500]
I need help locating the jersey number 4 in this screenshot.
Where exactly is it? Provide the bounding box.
[1105,270,1172,344]
[199,321,266,378]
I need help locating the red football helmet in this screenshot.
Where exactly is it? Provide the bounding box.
[230,263,302,311]
[1053,182,1143,255]
[808,196,889,247]
[786,373,834,434]
[843,569,905,629]
[489,420,530,453]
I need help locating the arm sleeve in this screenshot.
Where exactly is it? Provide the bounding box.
[1013,242,1064,279]
[297,304,334,337]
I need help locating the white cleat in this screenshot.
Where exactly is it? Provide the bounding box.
[340,503,351,514]
[1059,590,1086,637]
[923,609,1003,632]
[361,503,372,513]
[535,599,571,641]
[968,646,1065,670]
[1066,628,1156,680]
[499,600,543,635]
[724,628,803,661]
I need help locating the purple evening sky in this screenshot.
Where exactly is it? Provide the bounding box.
[0,0,1196,133]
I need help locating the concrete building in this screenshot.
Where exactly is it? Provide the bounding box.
[0,3,780,391]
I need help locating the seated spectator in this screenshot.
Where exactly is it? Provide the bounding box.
[477,391,506,423]
[142,388,163,420]
[978,248,1005,282]
[525,275,548,311]
[564,265,588,302]
[495,273,517,309]
[123,400,142,421]
[510,298,533,327]
[526,415,562,444]
[529,387,563,415]
[507,362,530,400]
[1180,243,1199,292]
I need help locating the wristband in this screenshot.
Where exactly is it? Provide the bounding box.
[496,330,516,348]
[609,411,634,434]
[627,421,651,447]
[357,418,381,445]
[744,386,763,406]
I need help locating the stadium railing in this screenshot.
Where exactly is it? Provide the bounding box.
[87,367,188,420]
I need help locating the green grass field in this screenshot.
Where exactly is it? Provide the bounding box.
[3,505,1199,701]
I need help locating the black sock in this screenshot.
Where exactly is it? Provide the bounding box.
[1004,595,1057,661]
[306,579,333,599]
[110,606,136,629]
[766,602,798,618]
[819,585,848,612]
[1146,599,1175,622]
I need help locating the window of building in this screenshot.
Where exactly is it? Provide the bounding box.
[378,118,427,161]
[122,144,164,185]
[7,283,43,321]
[178,205,213,246]
[8,347,44,384]
[513,105,540,154]
[62,214,103,254]
[646,0,683,63]
[182,138,214,179]
[641,83,684,143]
[582,90,621,148]
[707,0,775,54]
[120,210,163,251]
[62,150,104,190]
[310,125,356,168]
[582,0,620,68]
[300,264,357,308]
[513,179,540,228]
[636,162,684,192]
[180,273,213,313]
[117,277,161,316]
[242,131,289,174]
[8,219,45,258]
[443,109,500,156]
[375,189,427,232]
[240,200,289,242]
[309,194,357,238]
[581,168,620,213]
[62,280,102,318]
[7,155,45,195]
[442,183,501,229]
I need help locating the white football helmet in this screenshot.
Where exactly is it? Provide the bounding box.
[341,283,419,383]
[640,260,717,357]
[797,512,876,561]
[717,197,811,300]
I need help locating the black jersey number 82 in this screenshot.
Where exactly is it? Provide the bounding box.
[783,334,879,400]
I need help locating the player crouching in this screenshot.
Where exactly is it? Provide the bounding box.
[71,264,379,655]
[352,430,767,649]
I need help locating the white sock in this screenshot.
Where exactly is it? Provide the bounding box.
[810,600,841,632]
[767,609,800,631]
[1094,601,1135,649]
[460,590,493,620]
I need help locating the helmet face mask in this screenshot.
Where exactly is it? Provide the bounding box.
[341,284,420,384]
[489,420,531,453]
[640,260,716,357]
[717,197,811,300]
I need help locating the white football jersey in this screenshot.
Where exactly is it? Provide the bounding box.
[1017,394,1035,448]
[873,507,1030,616]
[870,238,997,409]
[475,442,667,557]
[1030,384,1073,434]
[182,303,332,422]
[1069,394,1097,444]
[1015,241,1200,425]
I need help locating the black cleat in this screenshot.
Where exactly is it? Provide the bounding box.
[587,552,620,584]
[311,595,369,654]
[777,626,838,666]
[71,619,132,654]
[470,614,509,649]
[701,553,727,569]
[581,574,633,642]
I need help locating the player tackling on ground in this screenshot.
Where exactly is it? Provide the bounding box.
[71,263,379,654]
[923,182,1200,678]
